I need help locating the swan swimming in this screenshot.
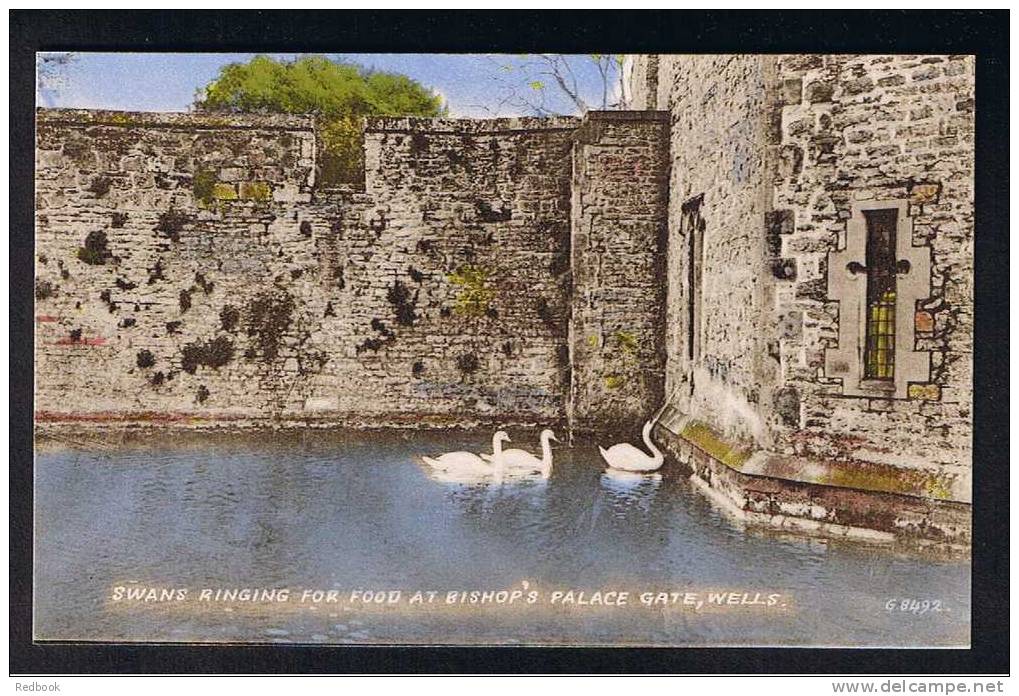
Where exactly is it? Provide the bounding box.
[482,428,558,479]
[599,419,664,473]
[421,430,509,483]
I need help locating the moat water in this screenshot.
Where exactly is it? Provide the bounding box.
[34,429,969,646]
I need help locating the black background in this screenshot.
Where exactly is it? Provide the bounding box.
[9,10,1009,675]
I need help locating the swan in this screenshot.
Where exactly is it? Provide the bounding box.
[422,431,509,481]
[599,419,664,473]
[482,429,558,479]
[598,386,683,473]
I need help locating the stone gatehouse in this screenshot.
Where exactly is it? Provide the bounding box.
[34,53,973,545]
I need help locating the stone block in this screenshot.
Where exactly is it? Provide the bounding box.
[239,181,272,201]
[770,258,797,280]
[914,310,935,333]
[773,387,801,427]
[212,183,238,201]
[805,81,834,103]
[842,77,875,96]
[219,167,248,182]
[909,182,941,205]
[778,144,804,179]
[779,78,803,105]
[907,383,941,401]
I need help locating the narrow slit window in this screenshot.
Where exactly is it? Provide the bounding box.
[692,220,704,363]
[863,209,898,380]
[687,222,696,361]
[684,204,704,364]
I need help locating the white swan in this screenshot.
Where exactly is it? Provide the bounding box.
[422,431,509,482]
[482,429,558,479]
[599,419,664,473]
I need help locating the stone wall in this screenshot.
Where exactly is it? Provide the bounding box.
[569,111,670,432]
[35,109,668,429]
[630,54,974,505]
[34,110,319,421]
[647,55,777,445]
[771,54,974,500]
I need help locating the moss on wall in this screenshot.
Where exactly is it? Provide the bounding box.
[387,279,418,326]
[239,181,272,202]
[448,265,494,318]
[823,466,954,501]
[193,169,217,205]
[35,280,58,300]
[212,183,238,201]
[136,350,156,369]
[680,420,754,470]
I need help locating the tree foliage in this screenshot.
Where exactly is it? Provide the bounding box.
[195,55,445,186]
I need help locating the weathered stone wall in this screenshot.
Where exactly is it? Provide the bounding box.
[569,112,670,432]
[770,54,974,499]
[644,55,778,444]
[630,54,974,504]
[623,54,658,111]
[35,109,667,429]
[323,116,579,424]
[34,110,319,421]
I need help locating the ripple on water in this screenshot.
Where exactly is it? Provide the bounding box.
[33,429,970,647]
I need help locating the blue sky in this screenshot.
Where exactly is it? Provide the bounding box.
[37,52,622,118]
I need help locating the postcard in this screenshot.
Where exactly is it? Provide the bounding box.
[32,49,973,649]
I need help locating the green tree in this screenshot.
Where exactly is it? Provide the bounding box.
[195,55,445,186]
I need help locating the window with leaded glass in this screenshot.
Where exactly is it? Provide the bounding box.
[863,209,898,381]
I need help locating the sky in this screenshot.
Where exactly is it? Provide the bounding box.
[36,52,622,118]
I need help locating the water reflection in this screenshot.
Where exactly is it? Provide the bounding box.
[601,469,662,502]
[34,429,970,646]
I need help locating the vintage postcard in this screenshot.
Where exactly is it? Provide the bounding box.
[31,48,974,649]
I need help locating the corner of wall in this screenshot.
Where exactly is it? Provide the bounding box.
[568,110,671,434]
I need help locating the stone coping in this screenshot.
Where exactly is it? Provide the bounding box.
[654,419,970,549]
[655,406,970,505]
[36,108,316,131]
[37,108,669,137]
[365,115,581,134]
[583,109,670,122]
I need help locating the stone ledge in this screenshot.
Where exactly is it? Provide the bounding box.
[657,407,968,503]
[583,109,670,122]
[365,115,581,134]
[36,108,316,132]
[653,413,970,548]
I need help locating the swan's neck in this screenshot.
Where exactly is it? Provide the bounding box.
[539,434,554,477]
[492,435,507,481]
[642,423,663,463]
